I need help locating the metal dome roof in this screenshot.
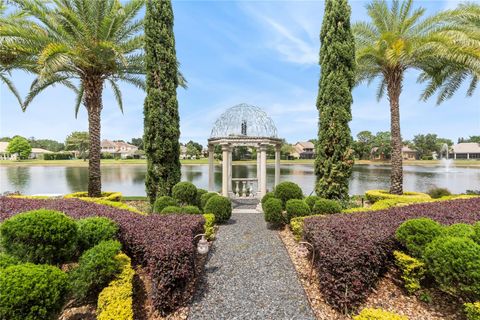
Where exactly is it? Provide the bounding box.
[210,103,278,138]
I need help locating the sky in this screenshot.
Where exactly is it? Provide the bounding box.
[0,0,479,146]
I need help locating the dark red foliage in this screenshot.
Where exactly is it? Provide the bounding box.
[0,197,204,314]
[303,198,480,313]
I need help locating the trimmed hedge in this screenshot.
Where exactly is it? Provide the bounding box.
[365,189,430,203]
[303,198,480,312]
[285,199,311,223]
[77,216,118,251]
[0,252,20,269]
[97,253,134,320]
[263,198,284,224]
[70,240,123,300]
[353,308,408,320]
[305,195,321,210]
[393,250,425,294]
[424,236,480,300]
[200,192,218,211]
[261,192,276,206]
[395,218,443,258]
[153,196,178,213]
[161,206,183,214]
[274,181,303,208]
[443,223,475,238]
[474,222,480,245]
[0,197,205,314]
[196,189,208,210]
[65,191,122,202]
[0,263,68,320]
[182,205,201,215]
[43,152,73,160]
[312,198,342,215]
[204,195,232,223]
[172,182,197,205]
[427,187,451,199]
[0,209,78,264]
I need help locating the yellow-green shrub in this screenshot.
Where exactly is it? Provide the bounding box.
[464,302,480,320]
[97,253,134,320]
[393,251,426,294]
[353,308,408,320]
[365,190,430,203]
[65,191,122,202]
[71,197,145,215]
[203,214,215,240]
[289,214,324,241]
[9,195,54,199]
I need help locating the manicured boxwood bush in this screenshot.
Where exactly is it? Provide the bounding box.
[172,182,197,205]
[200,192,218,211]
[0,252,20,269]
[395,218,443,258]
[274,181,303,208]
[365,189,430,203]
[261,192,276,205]
[65,191,122,202]
[203,213,216,240]
[263,198,284,224]
[196,189,208,210]
[70,240,123,300]
[182,205,201,215]
[285,199,311,223]
[443,223,475,238]
[77,216,118,252]
[0,209,78,264]
[303,198,480,312]
[393,250,426,294]
[161,206,183,214]
[0,263,68,320]
[312,198,342,215]
[424,236,480,300]
[474,222,480,245]
[0,197,206,314]
[153,196,178,213]
[353,308,408,320]
[304,195,321,210]
[464,302,480,320]
[427,187,451,199]
[204,195,232,223]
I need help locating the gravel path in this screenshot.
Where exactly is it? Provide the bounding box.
[189,209,315,320]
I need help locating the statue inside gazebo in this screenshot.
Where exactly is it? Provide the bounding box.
[207,103,283,199]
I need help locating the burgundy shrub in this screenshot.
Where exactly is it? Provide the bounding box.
[0,197,204,314]
[303,198,480,313]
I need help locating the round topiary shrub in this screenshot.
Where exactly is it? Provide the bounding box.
[200,192,218,211]
[0,209,78,264]
[153,196,178,213]
[196,189,208,210]
[274,182,303,208]
[443,223,475,238]
[0,263,69,320]
[395,218,443,258]
[424,236,480,299]
[312,199,342,215]
[70,240,122,300]
[304,195,321,210]
[172,182,198,205]
[161,206,183,214]
[263,198,284,225]
[285,199,311,223]
[473,222,480,245]
[204,195,232,223]
[182,205,202,215]
[261,192,276,205]
[0,253,20,269]
[77,217,118,252]
[427,187,452,199]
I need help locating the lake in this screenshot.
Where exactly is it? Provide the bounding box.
[0,163,478,196]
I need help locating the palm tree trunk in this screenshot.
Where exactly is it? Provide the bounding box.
[386,69,404,195]
[84,77,104,197]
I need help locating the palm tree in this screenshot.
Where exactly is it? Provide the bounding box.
[353,0,479,194]
[2,0,146,197]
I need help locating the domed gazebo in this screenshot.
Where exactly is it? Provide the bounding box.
[207,103,283,198]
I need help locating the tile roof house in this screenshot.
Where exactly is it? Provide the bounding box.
[100,140,139,159]
[291,141,315,159]
[401,146,417,160]
[450,143,480,160]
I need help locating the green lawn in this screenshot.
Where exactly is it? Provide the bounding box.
[0,158,478,167]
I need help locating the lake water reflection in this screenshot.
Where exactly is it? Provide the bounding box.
[1,163,478,195]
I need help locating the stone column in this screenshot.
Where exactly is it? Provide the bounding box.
[275,144,281,187]
[259,144,267,197]
[221,144,230,197]
[256,146,261,196]
[228,148,233,194]
[208,144,215,192]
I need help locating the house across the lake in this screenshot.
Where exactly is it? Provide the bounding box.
[449,142,480,160]
[401,146,417,160]
[292,141,315,159]
[100,140,139,159]
[0,141,52,160]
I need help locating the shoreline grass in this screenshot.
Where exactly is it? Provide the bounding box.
[0,158,478,167]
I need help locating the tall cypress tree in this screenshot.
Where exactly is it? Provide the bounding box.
[144,0,181,203]
[314,0,355,200]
